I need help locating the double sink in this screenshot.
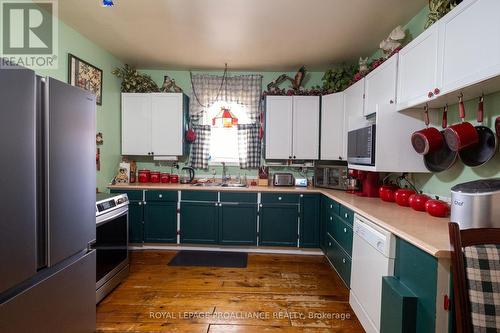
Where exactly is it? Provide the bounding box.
[191,182,248,188]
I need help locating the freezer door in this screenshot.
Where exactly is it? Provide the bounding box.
[0,67,38,294]
[0,250,96,333]
[46,78,96,266]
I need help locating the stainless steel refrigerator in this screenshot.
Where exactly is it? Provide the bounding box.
[0,65,96,332]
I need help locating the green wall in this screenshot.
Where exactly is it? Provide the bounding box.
[35,13,123,192]
[392,6,500,197]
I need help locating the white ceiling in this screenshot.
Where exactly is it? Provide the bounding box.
[57,0,427,70]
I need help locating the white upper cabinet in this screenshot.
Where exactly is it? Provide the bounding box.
[320,93,346,161]
[365,54,398,116]
[265,95,320,160]
[292,96,320,160]
[397,23,441,110]
[265,96,293,159]
[121,93,187,156]
[122,93,151,155]
[438,0,500,95]
[344,78,365,120]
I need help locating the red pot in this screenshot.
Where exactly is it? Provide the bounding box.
[150,171,160,183]
[409,193,431,212]
[379,184,398,202]
[138,169,150,183]
[411,107,444,155]
[160,173,170,183]
[425,199,450,218]
[170,174,179,183]
[394,189,416,207]
[443,97,479,151]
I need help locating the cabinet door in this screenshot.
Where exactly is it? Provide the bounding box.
[151,93,184,156]
[300,194,320,248]
[397,24,440,110]
[439,0,500,95]
[265,96,293,159]
[292,96,320,159]
[219,203,257,245]
[128,201,144,243]
[344,78,365,131]
[180,202,218,244]
[364,55,398,116]
[144,202,177,243]
[320,93,345,160]
[121,93,151,155]
[259,204,298,247]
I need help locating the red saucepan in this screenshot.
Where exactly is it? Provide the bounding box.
[444,96,479,151]
[459,96,498,167]
[411,106,444,155]
[424,107,458,172]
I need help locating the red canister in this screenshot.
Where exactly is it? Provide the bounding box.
[138,169,150,183]
[150,171,160,183]
[170,174,179,183]
[161,173,170,183]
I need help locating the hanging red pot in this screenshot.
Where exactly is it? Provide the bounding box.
[186,127,197,143]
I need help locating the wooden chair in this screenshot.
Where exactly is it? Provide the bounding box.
[449,222,500,333]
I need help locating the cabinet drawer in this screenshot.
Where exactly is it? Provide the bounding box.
[220,192,257,203]
[335,243,352,288]
[335,219,353,257]
[145,190,178,202]
[261,193,300,204]
[326,214,336,239]
[181,191,218,202]
[325,234,336,265]
[339,205,354,226]
[325,197,340,215]
[110,189,143,201]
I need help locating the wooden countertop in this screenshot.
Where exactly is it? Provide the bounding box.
[108,183,451,258]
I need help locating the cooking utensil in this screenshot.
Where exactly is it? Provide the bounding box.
[395,188,416,207]
[411,106,444,155]
[459,96,497,167]
[424,106,458,172]
[180,167,195,184]
[425,199,450,218]
[444,96,479,151]
[409,193,431,212]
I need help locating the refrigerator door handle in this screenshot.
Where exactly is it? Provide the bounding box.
[43,77,51,268]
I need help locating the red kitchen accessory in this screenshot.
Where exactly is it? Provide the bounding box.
[425,199,450,218]
[424,106,458,172]
[185,127,197,143]
[170,174,179,183]
[160,173,170,183]
[444,96,479,151]
[411,106,444,155]
[459,96,498,167]
[495,116,500,141]
[394,188,416,207]
[150,171,160,183]
[138,169,150,183]
[379,184,398,202]
[409,193,431,212]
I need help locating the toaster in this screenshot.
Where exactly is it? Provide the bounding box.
[273,173,294,187]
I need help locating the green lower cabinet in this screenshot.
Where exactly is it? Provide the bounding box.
[380,276,418,333]
[219,203,257,245]
[259,204,299,247]
[128,201,144,243]
[334,217,353,256]
[300,194,320,248]
[180,202,218,244]
[143,202,177,243]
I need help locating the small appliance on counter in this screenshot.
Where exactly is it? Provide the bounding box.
[356,171,380,197]
[295,178,308,187]
[451,179,500,229]
[180,167,195,184]
[94,193,129,303]
[273,173,294,187]
[314,165,348,190]
[346,169,361,194]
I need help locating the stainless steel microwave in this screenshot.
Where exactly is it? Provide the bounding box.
[347,124,376,166]
[314,165,348,190]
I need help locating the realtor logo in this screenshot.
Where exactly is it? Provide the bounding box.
[1,1,58,69]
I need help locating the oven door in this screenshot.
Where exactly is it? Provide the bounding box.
[95,205,128,290]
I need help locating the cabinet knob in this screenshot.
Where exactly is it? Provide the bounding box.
[158,194,162,198]
[389,99,394,104]
[289,156,292,159]
[278,197,282,200]
[344,227,347,233]
[293,156,296,159]
[428,91,434,98]
[214,203,218,207]
[330,216,333,221]
[329,204,333,209]
[300,194,303,198]
[328,242,332,246]
[342,258,346,264]
[219,203,222,207]
[339,156,342,160]
[434,88,440,95]
[259,204,263,207]
[138,202,142,206]
[345,213,348,218]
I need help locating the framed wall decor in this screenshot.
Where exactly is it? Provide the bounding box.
[68,54,103,105]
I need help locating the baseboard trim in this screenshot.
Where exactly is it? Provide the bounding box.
[129,244,324,255]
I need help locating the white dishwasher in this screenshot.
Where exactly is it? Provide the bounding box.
[349,213,396,333]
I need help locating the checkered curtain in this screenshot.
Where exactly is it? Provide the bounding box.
[237,124,261,169]
[464,244,500,332]
[189,125,211,169]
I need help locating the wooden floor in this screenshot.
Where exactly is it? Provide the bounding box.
[96,250,364,333]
